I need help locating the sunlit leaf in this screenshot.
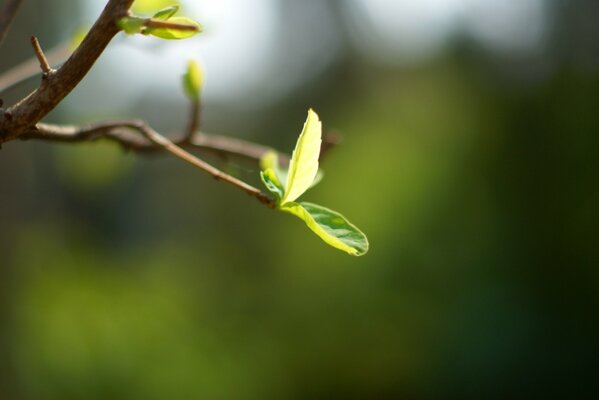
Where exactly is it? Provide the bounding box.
[260,169,284,201]
[147,17,202,40]
[261,149,323,194]
[260,150,286,187]
[182,59,203,101]
[280,109,322,205]
[281,202,369,256]
[152,5,180,21]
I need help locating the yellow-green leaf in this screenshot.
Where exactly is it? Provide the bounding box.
[281,202,369,256]
[182,59,203,101]
[260,169,284,201]
[280,109,322,205]
[152,5,180,20]
[260,150,287,187]
[147,17,202,40]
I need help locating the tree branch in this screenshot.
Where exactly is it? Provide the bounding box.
[21,120,275,206]
[139,122,274,207]
[0,0,134,142]
[144,18,199,32]
[21,121,275,161]
[21,121,341,164]
[0,0,23,49]
[0,0,340,209]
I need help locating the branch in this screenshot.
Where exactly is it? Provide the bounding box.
[21,121,275,161]
[139,123,274,207]
[30,36,52,74]
[0,0,23,49]
[184,100,201,142]
[0,0,134,142]
[144,18,199,32]
[21,121,341,164]
[22,120,274,206]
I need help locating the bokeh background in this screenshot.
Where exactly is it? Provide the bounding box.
[1,0,598,398]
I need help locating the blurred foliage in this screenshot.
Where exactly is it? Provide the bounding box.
[132,0,179,15]
[0,0,598,399]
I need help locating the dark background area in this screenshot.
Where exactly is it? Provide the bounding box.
[0,0,598,398]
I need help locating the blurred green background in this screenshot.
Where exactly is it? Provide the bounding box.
[1,0,598,398]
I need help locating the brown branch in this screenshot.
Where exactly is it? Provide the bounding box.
[0,41,71,93]
[30,36,52,74]
[139,123,274,207]
[0,0,24,49]
[21,120,274,206]
[21,120,275,161]
[0,0,134,142]
[22,120,340,163]
[184,100,201,142]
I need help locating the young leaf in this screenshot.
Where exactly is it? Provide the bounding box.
[260,169,284,201]
[117,17,146,35]
[260,150,286,187]
[182,59,203,101]
[260,149,323,194]
[281,202,369,256]
[152,5,180,20]
[280,109,322,205]
[147,17,202,40]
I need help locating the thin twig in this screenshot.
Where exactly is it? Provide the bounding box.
[139,122,274,207]
[0,0,24,49]
[144,18,199,32]
[0,41,71,93]
[22,120,275,206]
[184,99,200,142]
[21,120,340,164]
[22,120,275,161]
[30,36,53,74]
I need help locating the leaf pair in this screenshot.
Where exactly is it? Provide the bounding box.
[118,5,202,40]
[260,110,369,256]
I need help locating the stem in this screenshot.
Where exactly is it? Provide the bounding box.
[136,122,275,207]
[30,36,53,74]
[144,18,199,32]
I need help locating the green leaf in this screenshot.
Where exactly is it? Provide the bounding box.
[261,149,323,193]
[260,169,284,201]
[117,17,146,35]
[281,202,369,256]
[182,59,203,101]
[260,150,286,186]
[280,109,322,205]
[147,16,202,40]
[152,5,180,20]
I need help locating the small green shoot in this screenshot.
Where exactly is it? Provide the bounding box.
[118,5,202,40]
[260,109,369,256]
[182,59,203,101]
